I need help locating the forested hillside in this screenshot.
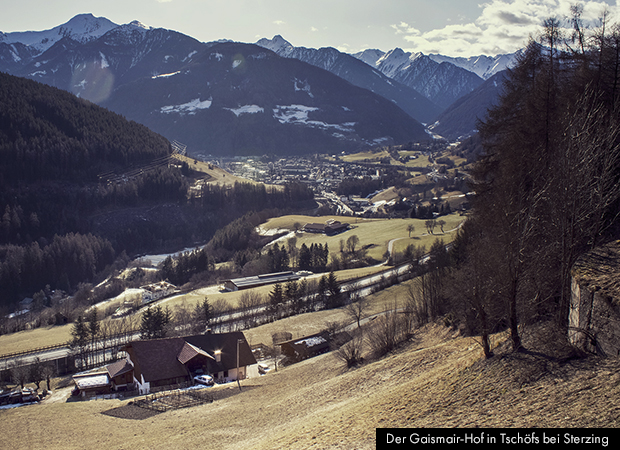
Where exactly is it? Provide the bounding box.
[0,72,171,182]
[446,16,620,354]
[0,73,315,310]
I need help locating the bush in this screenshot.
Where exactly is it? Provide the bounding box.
[335,331,364,368]
[366,302,409,357]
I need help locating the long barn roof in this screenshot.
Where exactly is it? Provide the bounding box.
[226,271,301,290]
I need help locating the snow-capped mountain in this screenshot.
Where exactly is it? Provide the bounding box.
[429,70,508,140]
[256,35,442,124]
[1,14,514,149]
[352,48,515,81]
[371,48,485,109]
[4,19,205,102]
[100,42,428,155]
[0,15,429,155]
[353,49,385,68]
[0,13,118,55]
[428,53,515,80]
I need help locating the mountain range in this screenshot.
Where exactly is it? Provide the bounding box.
[1,14,517,153]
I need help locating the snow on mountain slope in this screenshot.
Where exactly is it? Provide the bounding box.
[352,49,385,67]
[427,53,515,80]
[375,48,424,79]
[256,35,294,56]
[352,47,516,81]
[256,35,442,124]
[371,48,484,109]
[0,13,118,55]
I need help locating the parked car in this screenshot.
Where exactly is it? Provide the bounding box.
[193,374,214,386]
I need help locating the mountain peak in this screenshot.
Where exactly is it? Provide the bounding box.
[351,48,385,67]
[256,35,293,55]
[128,20,151,30]
[1,13,118,54]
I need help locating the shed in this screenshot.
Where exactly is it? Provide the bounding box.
[279,332,331,362]
[72,372,111,397]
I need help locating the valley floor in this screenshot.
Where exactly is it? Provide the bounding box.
[1,322,618,449]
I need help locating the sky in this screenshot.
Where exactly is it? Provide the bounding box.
[0,0,618,57]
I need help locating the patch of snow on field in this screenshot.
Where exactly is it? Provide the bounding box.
[0,403,32,410]
[273,104,318,124]
[152,71,181,79]
[85,288,145,313]
[160,98,212,115]
[295,336,326,347]
[294,79,314,98]
[273,105,356,132]
[256,226,290,236]
[225,105,264,116]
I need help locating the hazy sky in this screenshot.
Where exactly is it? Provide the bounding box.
[0,0,618,56]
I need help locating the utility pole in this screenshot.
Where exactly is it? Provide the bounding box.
[237,338,244,390]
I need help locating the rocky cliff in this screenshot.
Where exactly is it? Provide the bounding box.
[569,240,620,356]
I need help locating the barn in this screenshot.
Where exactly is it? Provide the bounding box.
[223,271,301,291]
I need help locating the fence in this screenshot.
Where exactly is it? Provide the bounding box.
[132,386,214,412]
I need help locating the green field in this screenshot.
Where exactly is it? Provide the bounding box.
[262,213,464,262]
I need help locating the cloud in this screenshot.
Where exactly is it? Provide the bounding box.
[391,22,421,36]
[393,0,616,56]
[495,10,536,25]
[310,26,318,32]
[273,20,286,26]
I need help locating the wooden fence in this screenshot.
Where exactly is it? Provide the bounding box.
[132,387,214,412]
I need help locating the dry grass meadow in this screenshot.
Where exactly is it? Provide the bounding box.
[2,279,619,449]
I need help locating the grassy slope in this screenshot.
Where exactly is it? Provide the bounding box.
[2,316,618,450]
[0,325,73,355]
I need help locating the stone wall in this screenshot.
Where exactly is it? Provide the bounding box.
[569,240,620,356]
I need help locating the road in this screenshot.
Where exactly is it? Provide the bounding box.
[0,256,428,370]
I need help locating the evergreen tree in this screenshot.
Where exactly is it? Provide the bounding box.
[87,308,100,367]
[70,316,89,370]
[140,305,172,339]
[268,283,284,320]
[325,271,343,309]
[299,243,312,271]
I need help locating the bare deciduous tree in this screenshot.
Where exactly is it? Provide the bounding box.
[335,330,364,368]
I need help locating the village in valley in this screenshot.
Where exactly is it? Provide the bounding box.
[0,139,472,411]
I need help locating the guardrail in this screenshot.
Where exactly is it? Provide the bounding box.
[0,342,69,361]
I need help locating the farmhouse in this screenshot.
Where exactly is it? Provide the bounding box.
[123,338,215,394]
[302,220,349,236]
[223,271,300,291]
[71,332,258,396]
[185,332,259,382]
[140,281,177,303]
